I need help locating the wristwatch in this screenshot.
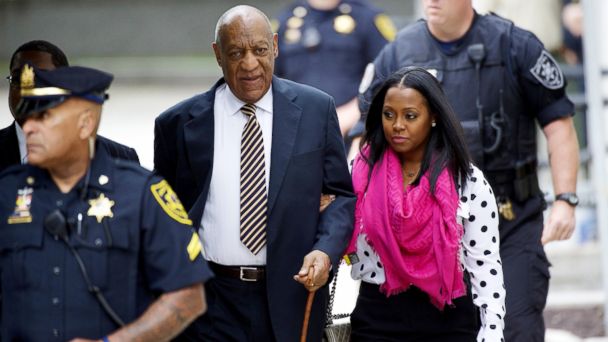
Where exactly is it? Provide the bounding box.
[555,192,579,207]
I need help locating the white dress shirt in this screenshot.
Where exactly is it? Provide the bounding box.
[15,123,27,163]
[200,84,273,266]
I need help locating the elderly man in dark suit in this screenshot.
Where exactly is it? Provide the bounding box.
[154,5,355,341]
[1,40,138,173]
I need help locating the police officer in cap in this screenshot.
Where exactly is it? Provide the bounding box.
[274,0,396,143]
[357,0,580,340]
[0,64,211,341]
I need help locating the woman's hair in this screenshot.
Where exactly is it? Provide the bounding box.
[360,66,472,193]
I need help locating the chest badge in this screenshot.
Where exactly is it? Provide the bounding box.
[8,187,33,224]
[87,193,115,223]
[334,14,356,34]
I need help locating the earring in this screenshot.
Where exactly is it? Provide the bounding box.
[88,136,96,160]
[431,121,436,127]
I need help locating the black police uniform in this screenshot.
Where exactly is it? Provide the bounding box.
[359,13,575,341]
[275,0,394,108]
[1,61,211,340]
[0,146,212,341]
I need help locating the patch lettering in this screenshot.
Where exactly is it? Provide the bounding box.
[150,179,193,226]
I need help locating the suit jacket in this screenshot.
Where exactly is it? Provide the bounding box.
[0,121,140,174]
[154,77,356,341]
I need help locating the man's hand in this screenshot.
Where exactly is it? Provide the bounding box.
[541,200,576,245]
[293,250,331,292]
[320,194,336,212]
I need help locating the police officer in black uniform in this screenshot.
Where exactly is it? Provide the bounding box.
[358,1,580,341]
[0,65,211,341]
[274,0,396,142]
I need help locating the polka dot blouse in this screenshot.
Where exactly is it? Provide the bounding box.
[350,165,506,342]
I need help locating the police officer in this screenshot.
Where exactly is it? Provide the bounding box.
[358,1,580,341]
[0,65,211,341]
[274,0,396,140]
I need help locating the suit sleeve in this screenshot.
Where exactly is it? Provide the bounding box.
[154,116,177,189]
[314,96,356,267]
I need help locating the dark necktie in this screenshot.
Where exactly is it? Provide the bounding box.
[239,104,268,255]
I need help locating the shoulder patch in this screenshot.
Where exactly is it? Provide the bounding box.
[374,14,396,42]
[529,50,564,90]
[150,179,193,226]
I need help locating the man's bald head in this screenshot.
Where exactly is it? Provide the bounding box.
[214,5,273,48]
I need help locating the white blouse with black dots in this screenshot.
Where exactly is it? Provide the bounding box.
[351,165,506,342]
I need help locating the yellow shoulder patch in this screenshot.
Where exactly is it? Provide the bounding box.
[374,14,397,42]
[187,232,202,261]
[150,179,193,226]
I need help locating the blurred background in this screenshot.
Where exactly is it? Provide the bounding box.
[1,1,605,341]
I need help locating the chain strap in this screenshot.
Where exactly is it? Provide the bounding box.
[325,261,351,326]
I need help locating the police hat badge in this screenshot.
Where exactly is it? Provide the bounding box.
[20,64,35,89]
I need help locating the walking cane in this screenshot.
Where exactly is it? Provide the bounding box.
[300,266,316,342]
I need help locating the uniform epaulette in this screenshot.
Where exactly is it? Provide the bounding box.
[113,158,149,176]
[0,163,29,179]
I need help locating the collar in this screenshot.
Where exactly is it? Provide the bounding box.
[25,140,115,195]
[224,84,274,117]
[14,122,27,163]
[77,140,116,195]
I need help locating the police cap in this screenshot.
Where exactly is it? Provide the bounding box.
[15,64,113,119]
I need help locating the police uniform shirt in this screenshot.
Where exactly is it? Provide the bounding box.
[361,12,574,126]
[275,0,395,107]
[0,145,211,341]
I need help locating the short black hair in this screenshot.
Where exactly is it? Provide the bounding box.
[9,40,69,69]
[361,66,472,193]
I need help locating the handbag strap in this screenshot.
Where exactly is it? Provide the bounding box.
[325,261,351,326]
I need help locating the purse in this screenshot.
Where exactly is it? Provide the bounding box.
[322,262,352,342]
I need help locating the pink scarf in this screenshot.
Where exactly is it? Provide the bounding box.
[346,147,466,310]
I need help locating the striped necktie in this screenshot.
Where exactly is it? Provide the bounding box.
[239,103,268,255]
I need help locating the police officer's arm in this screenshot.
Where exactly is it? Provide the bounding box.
[71,285,205,342]
[336,98,360,136]
[347,39,399,160]
[94,177,210,342]
[336,11,396,138]
[74,284,205,342]
[542,117,579,244]
[514,31,580,244]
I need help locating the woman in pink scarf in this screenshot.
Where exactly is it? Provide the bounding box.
[348,67,505,341]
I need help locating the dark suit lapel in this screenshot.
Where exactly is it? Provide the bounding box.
[184,91,216,192]
[268,77,302,214]
[0,123,22,172]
